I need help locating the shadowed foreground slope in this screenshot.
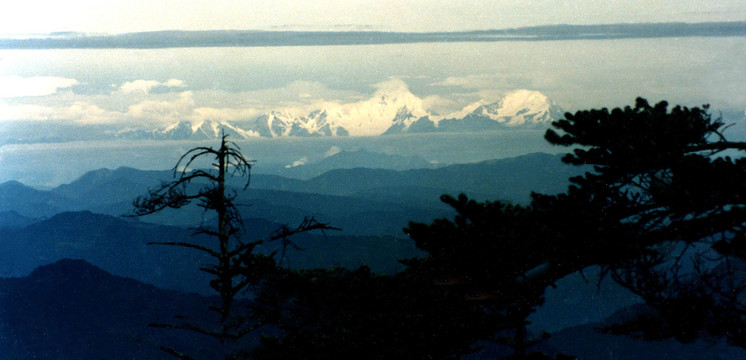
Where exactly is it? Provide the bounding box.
[0,259,245,360]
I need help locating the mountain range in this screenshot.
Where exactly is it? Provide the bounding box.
[116,89,563,140]
[0,152,580,231]
[0,151,581,287]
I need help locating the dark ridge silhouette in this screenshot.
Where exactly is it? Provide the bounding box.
[0,259,226,360]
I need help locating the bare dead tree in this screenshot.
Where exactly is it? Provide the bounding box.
[130,134,336,359]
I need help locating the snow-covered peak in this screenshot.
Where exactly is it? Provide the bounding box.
[162,120,189,133]
[158,119,259,139]
[472,89,562,126]
[320,79,429,136]
[392,106,419,127]
[441,100,488,122]
[257,111,297,137]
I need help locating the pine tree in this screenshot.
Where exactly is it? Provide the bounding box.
[544,98,746,346]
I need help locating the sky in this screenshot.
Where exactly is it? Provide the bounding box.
[0,1,745,141]
[1,1,746,187]
[2,0,746,35]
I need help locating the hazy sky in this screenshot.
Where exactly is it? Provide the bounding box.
[1,3,745,187]
[2,0,746,34]
[1,1,745,147]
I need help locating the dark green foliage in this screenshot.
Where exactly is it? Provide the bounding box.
[544,98,746,245]
[403,194,590,359]
[254,266,496,360]
[404,194,554,315]
[255,192,581,360]
[545,98,746,347]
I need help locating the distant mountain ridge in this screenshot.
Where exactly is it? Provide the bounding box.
[0,151,581,240]
[267,148,438,179]
[117,89,563,140]
[0,152,578,221]
[0,210,420,290]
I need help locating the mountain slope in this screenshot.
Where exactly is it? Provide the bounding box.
[542,305,746,360]
[268,149,437,179]
[0,211,214,292]
[51,167,171,207]
[0,259,226,360]
[0,180,69,218]
[266,152,580,204]
[0,210,38,229]
[0,209,421,287]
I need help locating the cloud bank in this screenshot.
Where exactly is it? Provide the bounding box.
[119,79,186,94]
[0,77,469,130]
[0,76,79,98]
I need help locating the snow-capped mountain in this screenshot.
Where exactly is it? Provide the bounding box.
[385,89,564,135]
[119,89,563,140]
[321,85,430,136]
[471,90,564,127]
[382,107,423,135]
[248,110,349,137]
[118,120,259,140]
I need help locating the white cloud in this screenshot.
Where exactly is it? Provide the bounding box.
[125,91,195,124]
[0,101,122,124]
[186,81,359,115]
[0,77,551,130]
[0,103,55,121]
[431,75,485,88]
[285,157,308,168]
[430,73,530,93]
[324,146,342,157]
[163,79,185,88]
[429,73,550,112]
[371,78,411,94]
[190,107,261,123]
[0,76,79,98]
[60,101,122,124]
[120,80,160,95]
[122,91,259,126]
[420,95,460,116]
[119,79,186,95]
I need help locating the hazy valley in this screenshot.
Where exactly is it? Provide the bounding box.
[3,145,746,359]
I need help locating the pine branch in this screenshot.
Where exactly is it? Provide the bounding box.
[150,322,226,341]
[159,346,196,360]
